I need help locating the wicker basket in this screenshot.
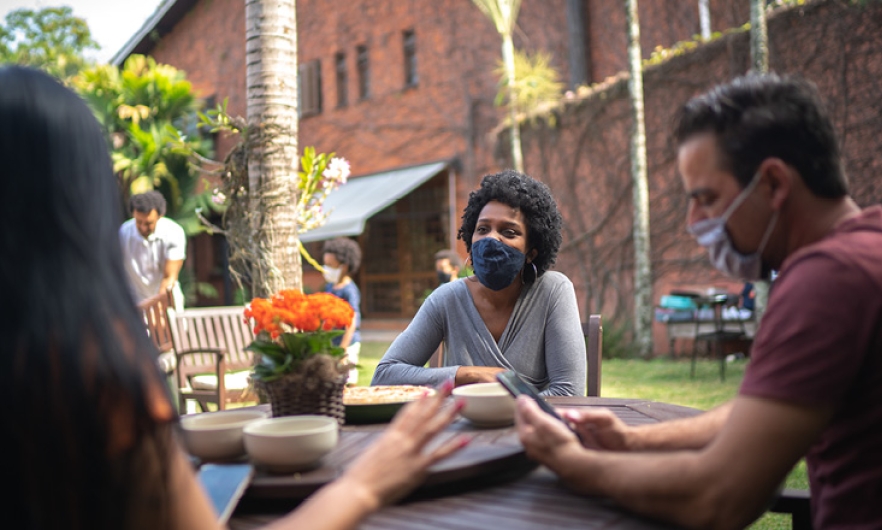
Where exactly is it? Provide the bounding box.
[254,355,348,424]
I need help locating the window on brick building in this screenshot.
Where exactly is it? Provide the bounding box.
[335,52,348,108]
[357,44,370,100]
[403,30,417,88]
[299,59,322,117]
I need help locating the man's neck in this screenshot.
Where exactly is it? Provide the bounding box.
[786,195,861,256]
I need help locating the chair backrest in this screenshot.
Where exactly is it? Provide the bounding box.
[168,306,255,374]
[582,314,603,397]
[138,290,174,353]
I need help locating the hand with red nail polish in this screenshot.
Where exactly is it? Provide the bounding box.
[337,380,466,513]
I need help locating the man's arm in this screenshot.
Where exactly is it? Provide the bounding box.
[516,395,831,529]
[563,401,733,452]
[159,258,183,295]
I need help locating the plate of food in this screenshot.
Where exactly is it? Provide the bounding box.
[343,385,435,424]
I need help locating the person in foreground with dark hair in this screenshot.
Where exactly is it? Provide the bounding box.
[120,190,187,309]
[0,65,467,530]
[322,237,363,384]
[373,170,587,396]
[515,73,882,529]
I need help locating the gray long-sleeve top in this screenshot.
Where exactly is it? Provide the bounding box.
[371,271,587,396]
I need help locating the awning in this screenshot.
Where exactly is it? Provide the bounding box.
[299,161,448,243]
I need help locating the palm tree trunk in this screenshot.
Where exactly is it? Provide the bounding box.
[501,31,524,172]
[750,0,769,73]
[698,0,711,40]
[245,0,302,297]
[626,0,653,357]
[750,0,770,326]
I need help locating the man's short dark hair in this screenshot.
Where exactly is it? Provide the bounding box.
[434,249,462,268]
[323,237,362,274]
[673,73,847,198]
[130,191,167,216]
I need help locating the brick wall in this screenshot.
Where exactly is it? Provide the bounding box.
[515,0,882,353]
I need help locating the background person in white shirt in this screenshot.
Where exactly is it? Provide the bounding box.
[119,191,186,309]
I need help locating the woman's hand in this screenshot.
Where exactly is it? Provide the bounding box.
[454,365,507,385]
[336,380,469,509]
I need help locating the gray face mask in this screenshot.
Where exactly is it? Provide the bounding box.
[687,171,778,281]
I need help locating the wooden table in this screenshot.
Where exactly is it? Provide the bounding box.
[229,397,701,530]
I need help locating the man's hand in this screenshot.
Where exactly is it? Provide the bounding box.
[561,407,633,451]
[514,396,585,474]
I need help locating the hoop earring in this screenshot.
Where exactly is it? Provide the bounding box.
[522,262,538,285]
[464,255,472,268]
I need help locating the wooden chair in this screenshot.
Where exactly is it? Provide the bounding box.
[137,290,175,373]
[769,488,812,530]
[691,294,750,382]
[581,314,603,397]
[167,306,257,412]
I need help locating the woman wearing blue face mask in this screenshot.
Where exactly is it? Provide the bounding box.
[372,170,587,396]
[323,237,363,385]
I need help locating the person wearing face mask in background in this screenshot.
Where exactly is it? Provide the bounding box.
[434,249,463,286]
[514,74,882,530]
[372,170,586,396]
[322,237,363,385]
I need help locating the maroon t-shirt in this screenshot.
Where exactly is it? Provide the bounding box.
[741,206,882,529]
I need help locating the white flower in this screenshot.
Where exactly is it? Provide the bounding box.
[322,157,350,184]
[211,190,227,205]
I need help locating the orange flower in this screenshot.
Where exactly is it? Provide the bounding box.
[244,290,354,338]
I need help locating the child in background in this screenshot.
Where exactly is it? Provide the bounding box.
[322,237,362,384]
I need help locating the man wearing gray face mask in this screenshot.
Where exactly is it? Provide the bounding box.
[514,74,882,529]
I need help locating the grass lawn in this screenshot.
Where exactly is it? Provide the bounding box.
[356,342,806,529]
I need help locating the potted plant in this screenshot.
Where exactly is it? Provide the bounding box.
[244,289,355,423]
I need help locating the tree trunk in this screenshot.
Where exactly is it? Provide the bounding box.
[698,0,711,40]
[625,0,653,357]
[501,30,523,172]
[750,0,771,325]
[566,0,589,88]
[245,0,302,297]
[750,0,769,73]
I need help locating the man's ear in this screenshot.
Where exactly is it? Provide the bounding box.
[760,158,792,210]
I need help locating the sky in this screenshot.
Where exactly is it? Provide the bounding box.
[0,0,164,62]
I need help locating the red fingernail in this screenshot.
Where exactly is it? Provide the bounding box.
[454,397,466,411]
[441,378,455,392]
[458,435,473,448]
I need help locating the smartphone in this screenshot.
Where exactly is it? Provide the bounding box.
[198,463,254,524]
[496,370,582,440]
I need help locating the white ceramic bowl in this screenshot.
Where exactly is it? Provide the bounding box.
[180,409,268,461]
[244,415,339,473]
[452,382,516,427]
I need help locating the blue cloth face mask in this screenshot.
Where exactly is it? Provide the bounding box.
[687,171,778,281]
[470,237,526,291]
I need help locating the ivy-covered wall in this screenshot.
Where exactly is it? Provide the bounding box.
[512,0,882,354]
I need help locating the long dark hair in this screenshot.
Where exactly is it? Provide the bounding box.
[0,66,174,528]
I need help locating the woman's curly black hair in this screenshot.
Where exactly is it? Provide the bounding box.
[323,237,362,274]
[457,170,562,279]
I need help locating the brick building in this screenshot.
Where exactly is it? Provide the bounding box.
[115,0,756,341]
